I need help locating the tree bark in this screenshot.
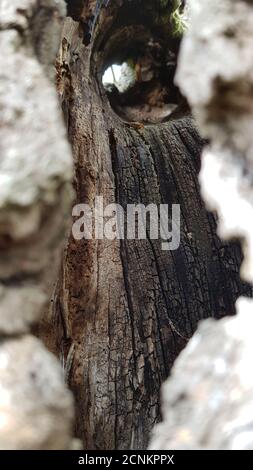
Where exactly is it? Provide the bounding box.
[38,0,252,450]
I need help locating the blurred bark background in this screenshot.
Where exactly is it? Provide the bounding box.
[0,0,74,449]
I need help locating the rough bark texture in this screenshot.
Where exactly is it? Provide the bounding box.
[38,0,252,449]
[150,0,253,450]
[0,0,74,449]
[177,0,253,285]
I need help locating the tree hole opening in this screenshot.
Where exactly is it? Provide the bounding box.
[101,45,185,124]
[94,1,188,125]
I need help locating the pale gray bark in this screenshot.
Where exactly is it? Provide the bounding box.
[0,0,74,450]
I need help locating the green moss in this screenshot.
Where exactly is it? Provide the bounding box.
[154,0,186,38]
[170,0,186,37]
[171,6,187,37]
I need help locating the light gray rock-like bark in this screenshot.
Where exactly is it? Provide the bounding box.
[0,0,74,449]
[0,30,72,331]
[176,0,253,284]
[0,0,73,334]
[0,336,74,450]
[150,0,253,451]
[150,298,253,450]
[0,0,66,78]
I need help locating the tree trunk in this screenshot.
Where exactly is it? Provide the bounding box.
[38,0,252,450]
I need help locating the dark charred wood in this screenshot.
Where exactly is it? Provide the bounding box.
[38,0,252,450]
